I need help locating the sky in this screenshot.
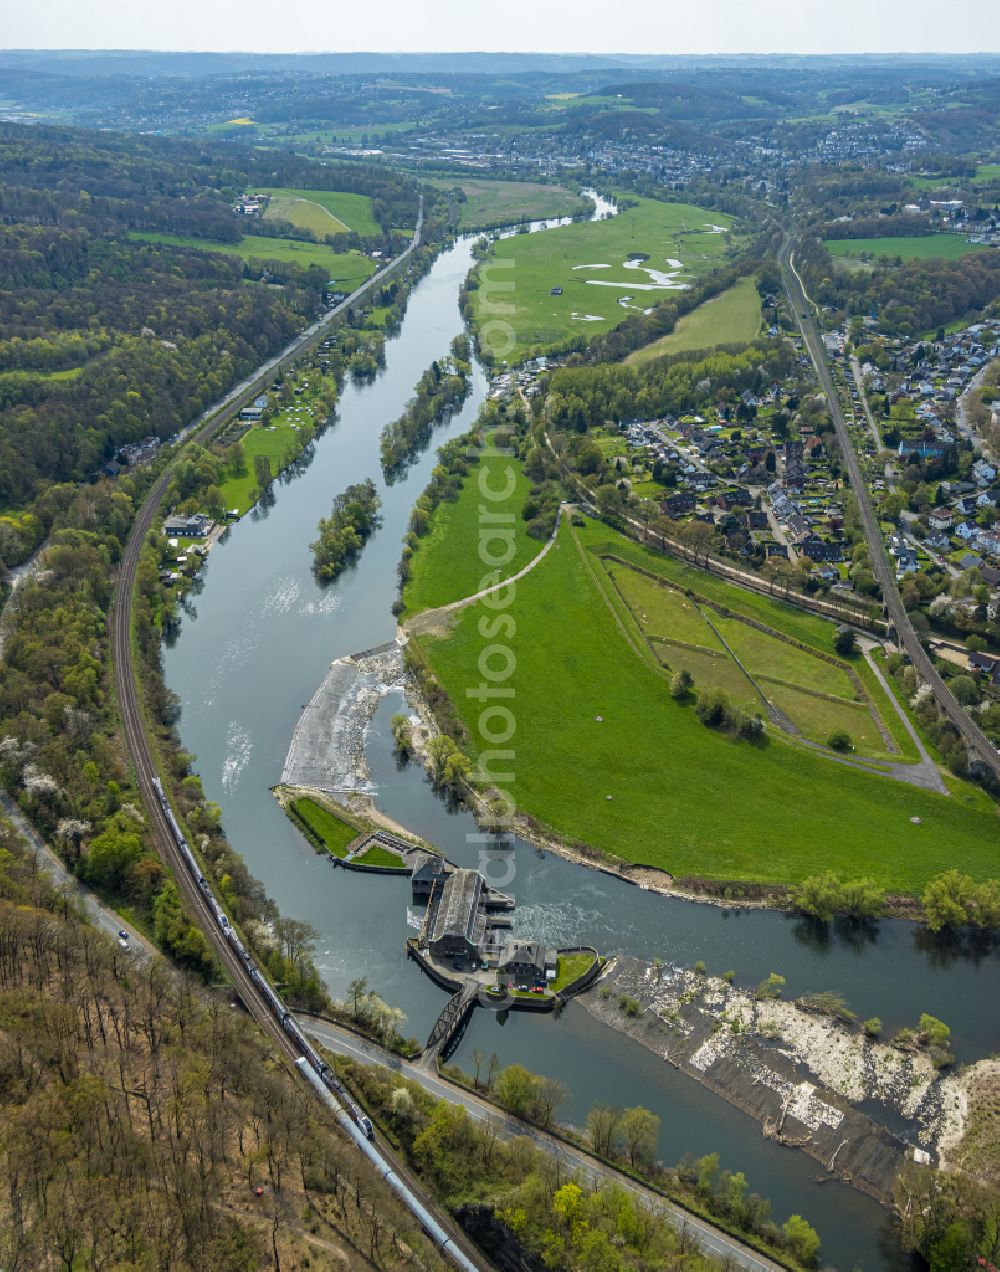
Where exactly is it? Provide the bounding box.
[2,0,999,56]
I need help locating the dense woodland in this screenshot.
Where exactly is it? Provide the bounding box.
[0,124,420,548]
[0,816,452,1271]
[797,235,1000,336]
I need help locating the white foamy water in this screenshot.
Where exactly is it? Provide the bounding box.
[260,575,302,616]
[221,719,253,791]
[299,592,341,618]
[587,279,689,291]
[571,312,605,322]
[571,262,612,270]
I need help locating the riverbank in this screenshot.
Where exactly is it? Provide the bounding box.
[577,955,962,1206]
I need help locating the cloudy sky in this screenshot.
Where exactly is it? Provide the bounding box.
[2,0,999,55]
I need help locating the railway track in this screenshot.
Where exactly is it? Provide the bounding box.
[780,238,1000,783]
[108,206,490,1270]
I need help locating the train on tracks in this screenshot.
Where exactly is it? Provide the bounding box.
[151,777,479,1270]
[152,776,480,1269]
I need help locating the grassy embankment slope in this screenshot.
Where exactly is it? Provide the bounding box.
[825,235,988,261]
[129,230,378,287]
[625,276,763,363]
[410,512,996,890]
[426,177,591,229]
[469,196,739,362]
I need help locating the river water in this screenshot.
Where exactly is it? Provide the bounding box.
[164,204,999,1270]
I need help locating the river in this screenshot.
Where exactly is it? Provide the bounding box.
[164,201,999,1270]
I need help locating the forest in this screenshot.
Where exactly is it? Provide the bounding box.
[0,122,419,552]
[0,814,453,1271]
[544,341,796,433]
[797,235,1000,336]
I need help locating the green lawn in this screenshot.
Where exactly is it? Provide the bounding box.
[712,616,856,699]
[551,951,597,992]
[625,277,763,363]
[402,450,539,615]
[413,518,998,891]
[426,178,590,229]
[608,563,722,648]
[354,844,405,869]
[255,187,381,237]
[470,195,739,362]
[217,420,303,514]
[824,235,988,262]
[128,230,378,287]
[653,639,759,707]
[289,798,358,858]
[760,681,886,753]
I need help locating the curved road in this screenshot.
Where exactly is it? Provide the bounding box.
[780,239,1000,782]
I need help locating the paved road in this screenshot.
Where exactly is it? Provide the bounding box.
[301,1016,785,1272]
[0,790,154,956]
[781,240,1000,782]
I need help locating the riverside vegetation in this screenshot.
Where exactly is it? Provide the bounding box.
[343,1056,823,1269]
[379,335,472,479]
[310,478,382,581]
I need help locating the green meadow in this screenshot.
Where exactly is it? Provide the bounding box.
[625,276,763,363]
[427,177,591,229]
[255,187,381,237]
[825,234,987,262]
[470,196,739,362]
[412,516,996,889]
[402,450,538,615]
[129,231,377,287]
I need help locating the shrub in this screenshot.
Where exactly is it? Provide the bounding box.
[669,668,693,699]
[827,730,853,751]
[863,1017,882,1038]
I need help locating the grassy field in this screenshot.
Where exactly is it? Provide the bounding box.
[625,276,763,363]
[401,450,539,615]
[217,420,303,514]
[354,844,405,868]
[712,615,856,699]
[608,563,722,648]
[427,178,590,229]
[413,517,997,890]
[551,951,597,992]
[255,187,380,237]
[825,235,988,261]
[129,231,378,287]
[289,797,358,858]
[470,196,739,362]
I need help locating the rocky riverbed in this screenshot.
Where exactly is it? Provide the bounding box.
[579,956,975,1204]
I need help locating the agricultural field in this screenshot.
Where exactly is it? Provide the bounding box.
[411,517,997,889]
[128,231,378,287]
[401,450,539,615]
[469,196,740,362]
[824,234,988,261]
[625,276,763,363]
[427,178,591,229]
[255,187,381,237]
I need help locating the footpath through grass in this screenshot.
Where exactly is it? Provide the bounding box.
[402,450,539,615]
[413,518,997,891]
[625,276,762,363]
